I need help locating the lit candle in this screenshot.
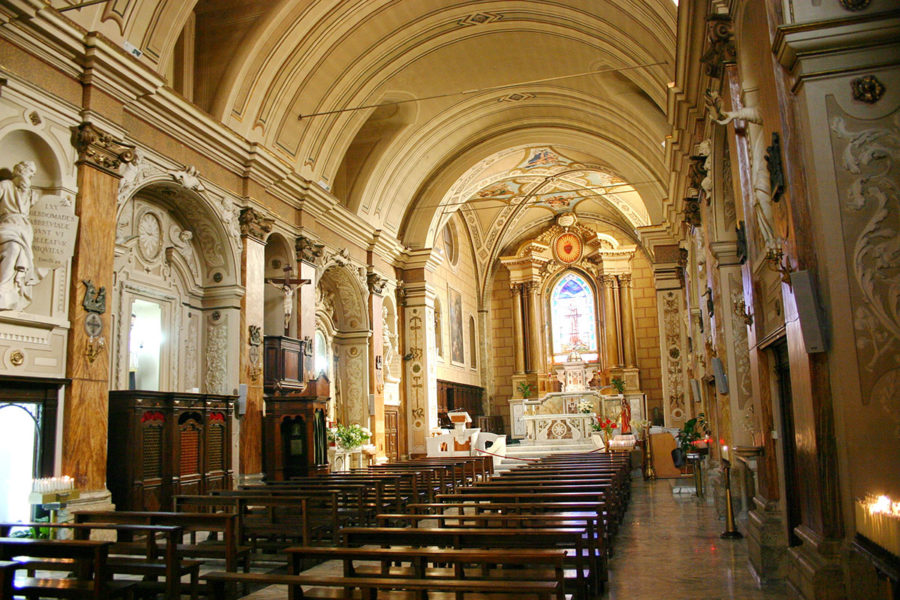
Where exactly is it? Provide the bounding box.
[721,445,729,461]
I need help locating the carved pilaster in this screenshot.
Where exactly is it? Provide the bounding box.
[619,273,637,368]
[510,283,526,374]
[72,122,135,177]
[600,275,620,368]
[238,207,273,242]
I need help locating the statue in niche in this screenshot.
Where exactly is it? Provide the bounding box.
[382,306,395,373]
[0,161,39,310]
[749,125,779,251]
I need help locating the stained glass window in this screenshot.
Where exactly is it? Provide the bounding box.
[550,272,598,362]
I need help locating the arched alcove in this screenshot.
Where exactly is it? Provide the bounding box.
[112,182,242,394]
[316,264,369,427]
[263,232,297,337]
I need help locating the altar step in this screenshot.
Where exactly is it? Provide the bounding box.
[494,441,597,473]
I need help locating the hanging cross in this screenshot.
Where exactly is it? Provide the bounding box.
[567,305,582,344]
[266,265,311,336]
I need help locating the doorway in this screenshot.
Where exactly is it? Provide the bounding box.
[772,339,801,547]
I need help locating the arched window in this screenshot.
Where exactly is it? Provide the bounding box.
[314,329,329,376]
[550,271,599,363]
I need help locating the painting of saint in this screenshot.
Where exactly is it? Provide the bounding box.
[449,287,464,364]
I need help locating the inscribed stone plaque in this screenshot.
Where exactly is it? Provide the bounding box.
[31,195,78,268]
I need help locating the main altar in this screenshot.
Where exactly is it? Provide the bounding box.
[513,354,647,444]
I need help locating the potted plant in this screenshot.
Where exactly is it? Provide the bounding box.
[672,413,710,469]
[611,377,626,397]
[517,381,534,399]
[327,423,372,451]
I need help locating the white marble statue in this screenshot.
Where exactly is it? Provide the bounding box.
[0,161,38,310]
[382,305,395,372]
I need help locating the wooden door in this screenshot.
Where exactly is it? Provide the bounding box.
[384,408,400,462]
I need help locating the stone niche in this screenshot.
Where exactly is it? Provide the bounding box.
[0,103,79,380]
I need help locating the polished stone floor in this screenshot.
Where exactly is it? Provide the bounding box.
[229,473,792,599]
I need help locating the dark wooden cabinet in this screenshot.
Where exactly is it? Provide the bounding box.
[436,380,484,427]
[107,391,234,511]
[264,336,310,391]
[262,375,329,480]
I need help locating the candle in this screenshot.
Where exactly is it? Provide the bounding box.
[722,445,729,460]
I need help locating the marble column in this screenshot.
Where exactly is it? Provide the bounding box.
[63,123,134,501]
[619,274,637,368]
[601,275,620,369]
[402,281,437,456]
[527,282,544,373]
[367,272,388,458]
[237,208,272,482]
[510,284,525,375]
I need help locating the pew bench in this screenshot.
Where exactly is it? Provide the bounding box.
[203,571,560,600]
[0,537,136,599]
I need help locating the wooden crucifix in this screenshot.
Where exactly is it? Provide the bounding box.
[266,266,310,336]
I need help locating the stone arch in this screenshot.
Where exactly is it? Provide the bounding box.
[111,180,243,395]
[316,264,369,428]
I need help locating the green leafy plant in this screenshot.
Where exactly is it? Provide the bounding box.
[327,423,371,450]
[516,381,534,399]
[611,377,626,395]
[10,517,50,539]
[676,413,710,454]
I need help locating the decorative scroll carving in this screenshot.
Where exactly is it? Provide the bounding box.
[829,109,900,424]
[238,207,273,241]
[699,15,735,79]
[662,290,686,421]
[73,122,135,176]
[838,0,870,10]
[684,197,702,227]
[850,75,885,104]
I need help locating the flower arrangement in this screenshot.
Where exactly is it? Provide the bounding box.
[328,423,371,450]
[577,399,593,414]
[593,416,617,435]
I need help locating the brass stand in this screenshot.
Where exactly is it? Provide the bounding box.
[642,426,656,480]
[720,459,743,539]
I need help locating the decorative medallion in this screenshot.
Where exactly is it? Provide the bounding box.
[9,350,24,366]
[554,232,583,264]
[557,212,577,228]
[138,213,162,260]
[84,313,103,337]
[838,0,870,10]
[850,75,885,104]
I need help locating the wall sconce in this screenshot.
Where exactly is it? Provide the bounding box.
[85,335,105,363]
[733,298,753,326]
[764,248,794,288]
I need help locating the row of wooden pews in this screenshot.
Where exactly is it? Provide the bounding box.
[201,451,630,599]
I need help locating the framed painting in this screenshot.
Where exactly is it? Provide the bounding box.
[449,286,464,365]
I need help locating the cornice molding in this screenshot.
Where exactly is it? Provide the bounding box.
[773,11,900,78]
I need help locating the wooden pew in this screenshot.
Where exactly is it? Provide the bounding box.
[74,511,250,574]
[0,537,135,599]
[284,545,568,599]
[1,522,197,599]
[204,571,560,600]
[340,525,590,599]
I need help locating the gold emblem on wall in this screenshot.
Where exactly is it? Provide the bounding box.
[553,232,583,264]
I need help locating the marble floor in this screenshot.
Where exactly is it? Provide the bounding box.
[226,473,792,599]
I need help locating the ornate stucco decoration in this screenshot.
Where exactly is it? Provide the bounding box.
[683,197,702,227]
[699,14,735,79]
[170,166,205,192]
[73,122,135,177]
[238,207,274,242]
[838,0,870,10]
[850,75,885,104]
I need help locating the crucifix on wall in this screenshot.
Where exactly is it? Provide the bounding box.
[567,305,583,349]
[266,266,310,336]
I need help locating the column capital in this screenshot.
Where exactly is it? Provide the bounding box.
[238,207,274,242]
[600,274,617,287]
[618,273,632,287]
[72,122,135,177]
[296,234,325,264]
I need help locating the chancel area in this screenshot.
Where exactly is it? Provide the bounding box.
[0,1,897,599]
